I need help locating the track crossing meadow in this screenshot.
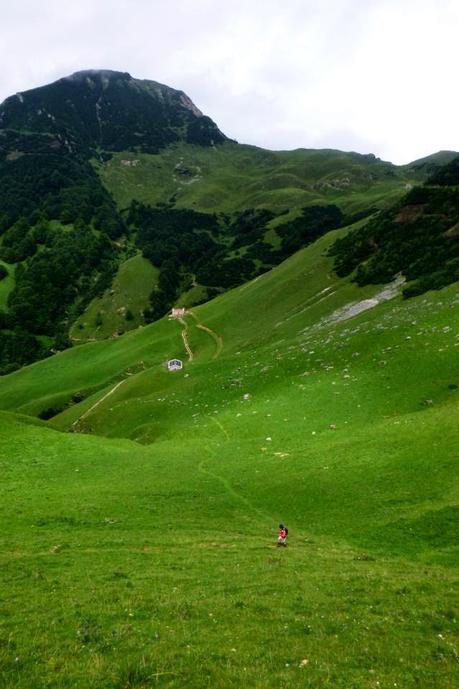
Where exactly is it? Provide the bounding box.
[0,231,458,688]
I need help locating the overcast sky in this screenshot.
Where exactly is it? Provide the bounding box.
[1,0,458,164]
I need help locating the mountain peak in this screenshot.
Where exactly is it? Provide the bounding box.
[62,69,134,88]
[67,69,133,80]
[0,69,227,154]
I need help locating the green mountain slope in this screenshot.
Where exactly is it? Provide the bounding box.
[329,154,459,295]
[402,149,458,177]
[97,143,412,215]
[0,69,227,154]
[69,253,158,341]
[1,68,458,689]
[1,222,457,432]
[0,69,457,376]
[0,223,458,687]
[0,70,227,369]
[0,224,380,414]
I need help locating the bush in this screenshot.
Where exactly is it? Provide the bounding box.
[38,406,65,420]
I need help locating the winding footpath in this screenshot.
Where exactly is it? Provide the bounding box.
[178,317,194,361]
[72,311,223,429]
[188,311,224,359]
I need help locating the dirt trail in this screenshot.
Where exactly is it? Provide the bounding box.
[178,318,194,361]
[72,378,128,429]
[209,416,230,439]
[196,324,223,359]
[198,446,273,526]
[188,311,223,359]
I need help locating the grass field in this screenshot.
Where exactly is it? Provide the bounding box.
[0,228,458,688]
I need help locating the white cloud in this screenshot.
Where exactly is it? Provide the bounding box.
[0,0,458,163]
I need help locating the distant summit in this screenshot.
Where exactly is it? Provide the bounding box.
[66,69,133,81]
[0,69,227,154]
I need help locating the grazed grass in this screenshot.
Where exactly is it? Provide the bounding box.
[0,228,458,687]
[0,403,458,688]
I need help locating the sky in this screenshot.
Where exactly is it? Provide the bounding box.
[1,0,458,164]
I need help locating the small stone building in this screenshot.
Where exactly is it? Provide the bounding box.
[171,308,186,318]
[167,359,183,372]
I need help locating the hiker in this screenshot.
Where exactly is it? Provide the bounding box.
[277,523,288,547]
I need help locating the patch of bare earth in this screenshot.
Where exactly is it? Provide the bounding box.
[394,204,426,223]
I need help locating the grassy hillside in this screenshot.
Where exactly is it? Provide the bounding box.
[0,224,375,416]
[403,150,458,176]
[1,69,458,687]
[70,254,158,342]
[1,65,457,376]
[97,142,413,215]
[1,397,458,689]
[1,138,411,371]
[0,226,458,688]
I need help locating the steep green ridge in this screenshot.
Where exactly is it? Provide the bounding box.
[1,226,457,445]
[330,155,459,295]
[0,225,458,687]
[402,149,458,176]
[78,142,418,339]
[0,224,376,415]
[429,154,459,186]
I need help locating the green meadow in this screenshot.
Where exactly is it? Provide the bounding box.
[0,228,458,688]
[96,142,414,215]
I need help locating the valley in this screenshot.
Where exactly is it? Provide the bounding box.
[0,222,458,688]
[0,70,457,689]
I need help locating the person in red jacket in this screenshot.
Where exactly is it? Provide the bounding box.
[277,523,288,547]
